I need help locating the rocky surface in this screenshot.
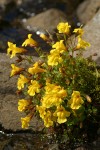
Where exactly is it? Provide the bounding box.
[0,0,23,6]
[77,0,100,24]
[22,8,67,33]
[0,0,8,6]
[83,10,100,65]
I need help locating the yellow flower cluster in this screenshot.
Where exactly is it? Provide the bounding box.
[48,40,66,66]
[7,21,92,130]
[42,82,67,108]
[73,27,90,50]
[47,22,90,66]
[36,82,71,127]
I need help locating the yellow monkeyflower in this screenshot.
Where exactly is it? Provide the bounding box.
[42,83,67,108]
[17,74,29,90]
[73,28,84,36]
[76,36,90,49]
[21,115,31,129]
[22,34,38,47]
[43,111,53,127]
[57,22,71,34]
[28,80,40,96]
[10,64,24,77]
[68,91,84,109]
[48,52,63,66]
[42,94,62,108]
[45,82,57,93]
[36,105,46,119]
[28,62,45,74]
[18,99,31,112]
[53,105,70,124]
[52,40,66,53]
[7,42,27,58]
[45,82,67,97]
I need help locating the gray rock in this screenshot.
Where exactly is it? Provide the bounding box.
[0,53,43,131]
[77,0,100,24]
[83,10,100,65]
[22,8,67,33]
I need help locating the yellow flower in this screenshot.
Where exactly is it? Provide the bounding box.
[57,22,71,34]
[21,116,31,129]
[22,34,38,47]
[42,94,62,108]
[10,64,24,77]
[42,83,67,108]
[53,105,70,124]
[7,42,27,58]
[40,33,49,41]
[18,99,31,112]
[28,62,45,74]
[76,36,90,49]
[52,40,66,53]
[73,28,84,36]
[45,82,67,98]
[17,74,29,90]
[48,52,63,66]
[36,105,46,119]
[68,91,84,109]
[28,80,40,96]
[43,111,53,127]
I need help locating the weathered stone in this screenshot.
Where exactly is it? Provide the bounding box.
[83,10,100,65]
[0,0,23,6]
[0,0,8,6]
[77,0,100,24]
[0,53,43,131]
[22,8,67,33]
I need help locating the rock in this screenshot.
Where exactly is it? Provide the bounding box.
[83,10,100,65]
[0,0,8,6]
[0,132,58,150]
[77,0,100,24]
[0,0,23,6]
[22,8,67,33]
[0,53,43,131]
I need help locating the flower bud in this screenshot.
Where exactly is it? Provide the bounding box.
[86,95,92,103]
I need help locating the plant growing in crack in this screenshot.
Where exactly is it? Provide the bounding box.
[7,22,100,147]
